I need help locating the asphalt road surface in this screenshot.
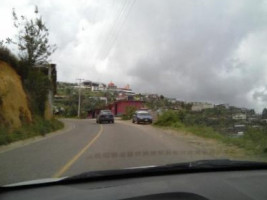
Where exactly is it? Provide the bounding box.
[0,119,230,185]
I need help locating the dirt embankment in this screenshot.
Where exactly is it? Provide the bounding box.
[0,61,32,128]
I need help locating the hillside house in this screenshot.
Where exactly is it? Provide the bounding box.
[108,100,145,116]
[191,102,214,111]
[232,113,246,120]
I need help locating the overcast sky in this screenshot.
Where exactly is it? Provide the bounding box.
[1,0,267,112]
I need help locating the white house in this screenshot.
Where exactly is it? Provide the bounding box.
[232,113,246,120]
[191,102,214,111]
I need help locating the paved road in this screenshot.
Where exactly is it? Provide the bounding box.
[0,119,227,185]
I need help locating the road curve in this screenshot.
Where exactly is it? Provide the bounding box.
[0,119,229,185]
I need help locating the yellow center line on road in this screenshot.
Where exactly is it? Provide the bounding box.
[52,124,103,178]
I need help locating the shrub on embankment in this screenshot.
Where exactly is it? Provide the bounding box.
[0,47,63,145]
[0,117,63,145]
[154,110,267,155]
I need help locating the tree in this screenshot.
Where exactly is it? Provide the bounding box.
[0,44,19,71]
[185,103,193,111]
[3,7,57,117]
[24,70,50,115]
[122,106,137,120]
[262,108,267,119]
[6,6,56,66]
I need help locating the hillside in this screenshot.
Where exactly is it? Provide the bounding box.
[0,61,32,128]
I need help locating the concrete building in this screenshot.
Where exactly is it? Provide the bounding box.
[81,80,107,91]
[191,102,214,111]
[107,81,117,90]
[108,100,145,116]
[232,113,246,120]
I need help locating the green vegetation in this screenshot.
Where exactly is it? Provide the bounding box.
[24,70,51,115]
[121,106,137,120]
[262,108,267,119]
[55,85,108,118]
[0,7,63,145]
[0,44,19,71]
[7,6,56,66]
[0,117,63,145]
[145,95,192,111]
[1,7,54,118]
[154,110,267,155]
[0,47,54,127]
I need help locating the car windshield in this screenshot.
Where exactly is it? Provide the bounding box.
[0,0,267,186]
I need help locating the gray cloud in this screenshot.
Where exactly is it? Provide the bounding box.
[2,0,267,112]
[253,87,267,102]
[108,0,267,111]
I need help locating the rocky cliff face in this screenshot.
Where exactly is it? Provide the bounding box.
[0,61,32,128]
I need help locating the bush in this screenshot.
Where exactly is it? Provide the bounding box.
[0,126,11,145]
[172,121,185,129]
[0,118,63,145]
[154,110,180,126]
[121,114,130,120]
[0,46,19,71]
[121,106,137,120]
[186,125,224,140]
[24,70,50,116]
[155,111,267,154]
[154,110,267,155]
[241,128,267,153]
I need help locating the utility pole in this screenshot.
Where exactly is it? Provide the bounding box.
[47,64,53,117]
[77,78,84,118]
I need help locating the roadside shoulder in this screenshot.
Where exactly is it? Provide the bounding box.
[0,119,72,154]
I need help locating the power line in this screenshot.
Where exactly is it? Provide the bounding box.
[90,1,122,61]
[97,0,129,60]
[97,0,134,60]
[100,0,136,59]
[76,78,84,118]
[100,0,133,59]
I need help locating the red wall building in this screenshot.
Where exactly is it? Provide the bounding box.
[108,100,145,116]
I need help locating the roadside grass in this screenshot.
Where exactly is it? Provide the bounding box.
[154,111,267,158]
[0,117,64,145]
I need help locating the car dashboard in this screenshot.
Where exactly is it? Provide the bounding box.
[1,169,267,200]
